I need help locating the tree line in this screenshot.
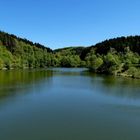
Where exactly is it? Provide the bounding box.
[0,31,85,69]
[85,37,140,78]
[0,31,140,78]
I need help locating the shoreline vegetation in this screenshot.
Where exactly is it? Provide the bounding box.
[0,31,140,79]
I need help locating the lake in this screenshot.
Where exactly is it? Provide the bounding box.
[0,68,140,140]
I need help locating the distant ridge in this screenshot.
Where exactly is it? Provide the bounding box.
[0,31,53,53]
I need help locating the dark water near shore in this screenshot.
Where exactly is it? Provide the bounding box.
[0,68,140,140]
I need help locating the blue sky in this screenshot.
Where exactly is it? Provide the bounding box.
[0,0,140,49]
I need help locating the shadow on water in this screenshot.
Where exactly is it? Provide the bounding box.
[49,68,140,101]
[0,68,140,140]
[49,68,88,76]
[0,69,53,99]
[0,67,140,102]
[89,73,140,99]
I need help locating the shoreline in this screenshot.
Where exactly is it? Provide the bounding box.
[0,67,140,79]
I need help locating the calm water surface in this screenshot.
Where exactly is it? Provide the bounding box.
[0,68,140,140]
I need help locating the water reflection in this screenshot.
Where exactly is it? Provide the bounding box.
[50,68,88,76]
[90,74,140,99]
[0,69,53,99]
[0,68,140,102]
[0,68,140,140]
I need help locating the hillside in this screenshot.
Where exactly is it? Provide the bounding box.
[53,47,86,67]
[92,36,140,54]
[54,46,85,55]
[0,31,86,69]
[0,31,140,78]
[85,36,140,78]
[0,31,54,69]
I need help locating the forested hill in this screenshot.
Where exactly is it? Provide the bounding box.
[54,46,85,55]
[92,36,140,54]
[55,36,140,61]
[85,36,140,78]
[0,31,52,53]
[80,36,140,60]
[0,31,53,69]
[0,30,140,78]
[0,31,86,69]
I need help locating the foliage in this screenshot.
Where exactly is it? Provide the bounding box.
[0,31,86,69]
[86,47,140,78]
[0,30,140,79]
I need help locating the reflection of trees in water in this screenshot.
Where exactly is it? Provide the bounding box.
[1,68,139,101]
[0,69,53,99]
[51,68,88,76]
[90,74,140,99]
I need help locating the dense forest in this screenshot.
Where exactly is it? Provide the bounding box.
[0,31,140,78]
[0,31,86,69]
[0,31,54,69]
[85,36,140,78]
